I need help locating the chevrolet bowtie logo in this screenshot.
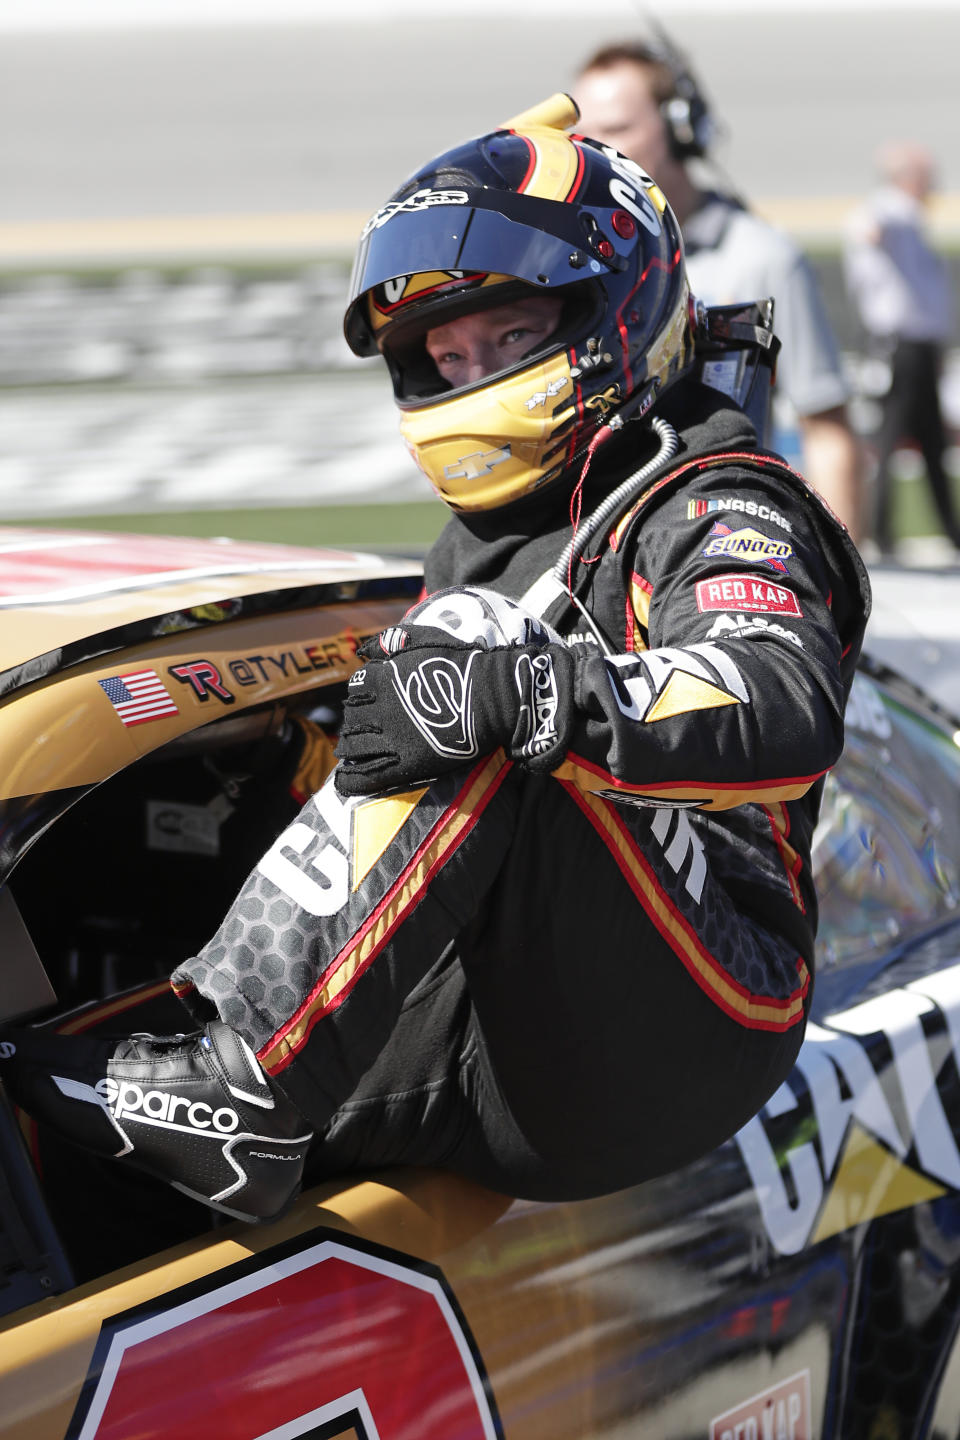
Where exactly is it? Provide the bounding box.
[444,445,511,481]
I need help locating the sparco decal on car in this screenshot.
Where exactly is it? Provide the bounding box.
[65,1231,502,1440]
[701,523,793,574]
[695,575,803,617]
[735,963,960,1255]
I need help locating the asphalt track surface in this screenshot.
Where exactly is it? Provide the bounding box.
[2,8,960,261]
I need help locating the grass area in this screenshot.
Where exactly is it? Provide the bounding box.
[15,466,960,555]
[887,467,960,542]
[19,500,448,552]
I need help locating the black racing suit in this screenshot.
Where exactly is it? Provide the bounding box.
[171,380,870,1201]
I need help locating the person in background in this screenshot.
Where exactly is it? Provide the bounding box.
[844,141,959,557]
[575,38,865,542]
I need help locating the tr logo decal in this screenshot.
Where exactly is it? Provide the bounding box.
[169,660,234,704]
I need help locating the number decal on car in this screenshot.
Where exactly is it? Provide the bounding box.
[67,1232,502,1439]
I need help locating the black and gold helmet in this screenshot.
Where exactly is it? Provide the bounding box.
[344,95,695,512]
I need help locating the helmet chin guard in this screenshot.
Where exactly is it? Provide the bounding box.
[344,95,695,513]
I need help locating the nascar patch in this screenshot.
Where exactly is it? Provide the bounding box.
[695,573,803,616]
[701,522,792,574]
[687,495,793,533]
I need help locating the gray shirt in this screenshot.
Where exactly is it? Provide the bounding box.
[844,184,955,345]
[684,192,850,419]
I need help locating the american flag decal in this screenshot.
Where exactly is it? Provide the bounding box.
[98,668,179,727]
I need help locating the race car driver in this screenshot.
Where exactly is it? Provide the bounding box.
[0,96,870,1225]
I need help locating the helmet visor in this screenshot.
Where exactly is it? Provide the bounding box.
[344,189,630,356]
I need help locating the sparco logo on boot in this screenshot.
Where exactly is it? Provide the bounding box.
[390,652,479,759]
[96,1077,240,1133]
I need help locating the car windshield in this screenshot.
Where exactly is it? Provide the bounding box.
[815,668,960,967]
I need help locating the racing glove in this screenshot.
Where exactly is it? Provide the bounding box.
[334,624,577,796]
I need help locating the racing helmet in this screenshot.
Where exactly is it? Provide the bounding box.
[343,94,695,512]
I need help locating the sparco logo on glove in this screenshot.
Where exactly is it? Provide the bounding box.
[390,652,479,758]
[514,651,562,759]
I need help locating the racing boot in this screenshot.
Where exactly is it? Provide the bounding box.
[0,1021,313,1223]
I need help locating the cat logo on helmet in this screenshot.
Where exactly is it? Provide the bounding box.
[343,98,694,511]
[444,447,512,482]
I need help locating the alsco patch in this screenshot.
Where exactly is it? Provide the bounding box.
[696,573,803,616]
[701,522,792,574]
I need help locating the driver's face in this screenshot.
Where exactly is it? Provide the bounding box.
[425,295,564,388]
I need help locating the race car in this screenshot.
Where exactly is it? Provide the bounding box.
[2,526,960,1439]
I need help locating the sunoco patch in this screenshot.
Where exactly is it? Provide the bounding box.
[701,522,792,574]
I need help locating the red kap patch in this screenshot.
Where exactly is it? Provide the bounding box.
[696,574,803,617]
[710,1368,811,1440]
